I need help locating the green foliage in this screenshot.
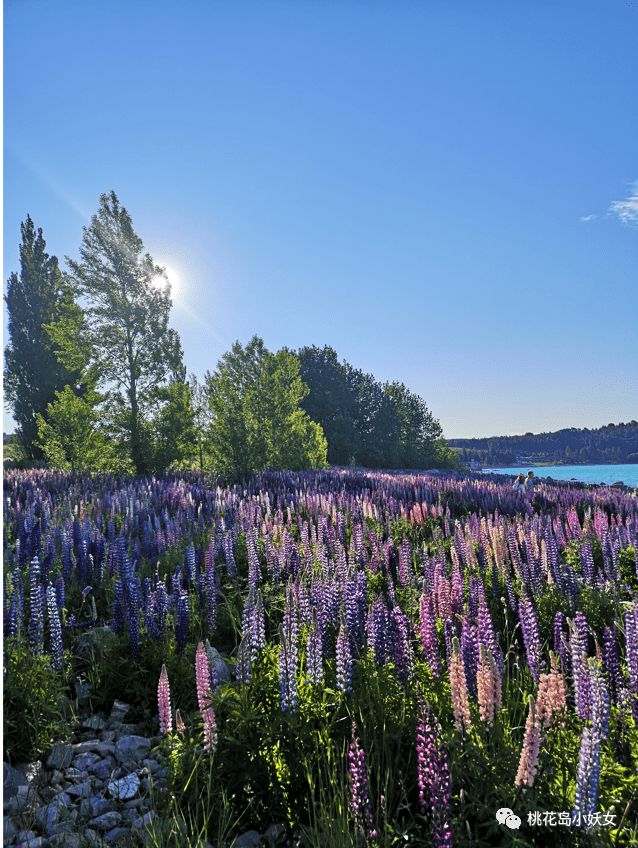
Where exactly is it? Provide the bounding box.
[619,546,637,592]
[206,336,328,479]
[148,377,197,471]
[3,215,85,460]
[3,639,72,765]
[296,343,448,470]
[64,190,184,474]
[36,385,123,472]
[575,585,621,643]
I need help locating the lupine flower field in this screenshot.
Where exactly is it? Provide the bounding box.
[3,468,638,847]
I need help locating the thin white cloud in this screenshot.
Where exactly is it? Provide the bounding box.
[579,214,596,222]
[608,180,638,227]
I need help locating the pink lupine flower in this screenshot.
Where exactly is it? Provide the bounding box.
[175,709,185,733]
[158,664,172,734]
[449,637,472,732]
[515,696,542,787]
[202,705,218,752]
[536,653,567,729]
[195,641,212,713]
[477,644,500,726]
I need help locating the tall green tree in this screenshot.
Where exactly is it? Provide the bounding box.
[296,345,361,465]
[64,191,183,474]
[383,380,443,468]
[147,369,197,471]
[206,336,328,479]
[3,216,83,459]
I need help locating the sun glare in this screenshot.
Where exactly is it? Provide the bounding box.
[151,263,182,300]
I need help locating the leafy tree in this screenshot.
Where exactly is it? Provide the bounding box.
[189,373,213,471]
[296,345,361,465]
[63,191,183,474]
[297,346,447,470]
[148,370,196,471]
[206,336,328,479]
[35,386,122,472]
[383,381,443,468]
[3,216,84,459]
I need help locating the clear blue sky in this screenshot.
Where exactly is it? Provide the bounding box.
[3,0,637,439]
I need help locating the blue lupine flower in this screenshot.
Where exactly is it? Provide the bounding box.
[224,534,237,578]
[184,544,196,585]
[461,616,479,699]
[28,557,44,656]
[518,592,542,684]
[336,619,353,692]
[46,584,64,671]
[279,624,298,712]
[175,590,189,654]
[368,593,390,668]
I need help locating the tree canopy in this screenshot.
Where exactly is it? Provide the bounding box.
[3,216,84,459]
[206,336,328,479]
[296,345,449,469]
[63,191,183,474]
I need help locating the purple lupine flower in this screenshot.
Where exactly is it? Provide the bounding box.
[46,583,64,672]
[573,726,601,824]
[419,592,441,678]
[571,615,591,722]
[348,723,376,841]
[416,705,453,846]
[504,574,517,612]
[279,624,298,712]
[602,627,622,706]
[175,589,189,654]
[306,609,323,685]
[155,582,169,641]
[344,574,364,659]
[223,534,237,578]
[554,612,571,677]
[579,540,597,588]
[336,618,353,693]
[205,559,217,638]
[158,664,172,734]
[389,604,414,688]
[398,538,412,588]
[184,544,196,586]
[7,591,18,641]
[477,596,503,678]
[625,604,638,722]
[589,658,610,743]
[129,608,140,659]
[461,616,479,699]
[28,557,44,656]
[246,527,261,587]
[518,592,543,684]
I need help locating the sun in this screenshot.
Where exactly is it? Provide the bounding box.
[151,262,182,300]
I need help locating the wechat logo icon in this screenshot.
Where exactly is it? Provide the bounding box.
[496,808,521,829]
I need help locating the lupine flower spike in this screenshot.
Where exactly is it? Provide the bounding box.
[158,664,172,734]
[515,695,542,788]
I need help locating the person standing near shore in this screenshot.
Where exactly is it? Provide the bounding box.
[513,473,526,492]
[525,471,535,494]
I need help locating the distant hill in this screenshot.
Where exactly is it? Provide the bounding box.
[448,421,638,466]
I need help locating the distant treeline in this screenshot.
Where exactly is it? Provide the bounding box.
[448,421,638,466]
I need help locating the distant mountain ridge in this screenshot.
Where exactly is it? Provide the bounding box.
[448,421,638,466]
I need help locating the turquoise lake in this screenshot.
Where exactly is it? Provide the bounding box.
[481,463,638,487]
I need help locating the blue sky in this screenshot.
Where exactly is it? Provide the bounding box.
[3,0,637,439]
